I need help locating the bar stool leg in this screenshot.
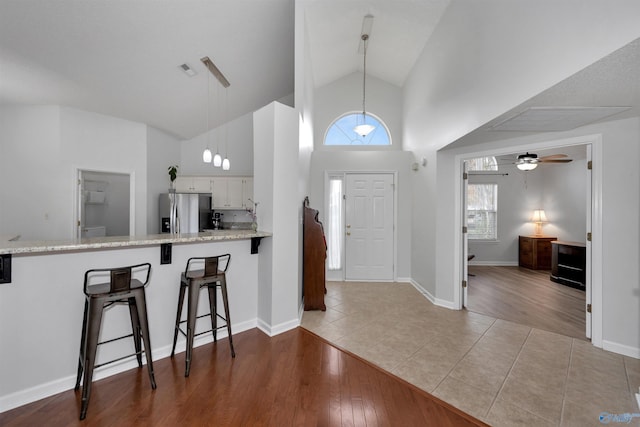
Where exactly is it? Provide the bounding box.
[207,284,217,342]
[219,278,235,358]
[171,282,187,357]
[75,299,89,390]
[128,296,143,367]
[80,298,104,420]
[185,280,200,377]
[134,289,156,389]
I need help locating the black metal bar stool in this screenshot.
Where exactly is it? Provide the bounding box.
[171,254,235,377]
[74,263,156,420]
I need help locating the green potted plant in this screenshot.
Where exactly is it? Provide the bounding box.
[168,165,178,190]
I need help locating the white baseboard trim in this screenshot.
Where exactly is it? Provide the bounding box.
[602,340,640,359]
[395,276,412,283]
[469,261,518,267]
[407,279,457,309]
[0,318,258,413]
[257,317,300,337]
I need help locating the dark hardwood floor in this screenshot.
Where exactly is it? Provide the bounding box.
[0,328,487,427]
[467,265,586,339]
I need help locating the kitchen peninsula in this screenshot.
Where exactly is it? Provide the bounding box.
[0,230,271,412]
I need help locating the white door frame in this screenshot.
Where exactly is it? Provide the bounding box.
[324,170,398,282]
[453,134,602,347]
[75,167,136,238]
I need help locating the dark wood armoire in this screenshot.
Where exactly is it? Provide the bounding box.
[303,197,326,311]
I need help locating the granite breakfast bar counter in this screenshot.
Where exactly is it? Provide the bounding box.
[0,230,272,411]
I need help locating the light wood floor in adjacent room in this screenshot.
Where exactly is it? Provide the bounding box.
[0,328,485,427]
[466,265,586,340]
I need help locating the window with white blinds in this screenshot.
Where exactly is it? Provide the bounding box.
[467,183,498,240]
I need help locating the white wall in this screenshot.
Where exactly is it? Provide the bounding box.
[0,106,148,240]
[468,160,587,264]
[314,73,403,151]
[146,126,181,234]
[403,0,640,152]
[254,102,301,334]
[296,6,315,305]
[180,112,254,177]
[0,106,63,240]
[60,107,148,236]
[437,117,640,356]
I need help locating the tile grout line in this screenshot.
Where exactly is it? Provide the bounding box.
[559,338,576,426]
[431,317,498,418]
[484,327,534,421]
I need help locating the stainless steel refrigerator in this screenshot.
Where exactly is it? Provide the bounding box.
[159,193,211,234]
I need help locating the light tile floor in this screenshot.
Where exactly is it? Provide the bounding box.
[301,281,640,427]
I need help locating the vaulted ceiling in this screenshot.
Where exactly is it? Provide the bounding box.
[1,0,638,145]
[0,0,450,140]
[0,0,295,140]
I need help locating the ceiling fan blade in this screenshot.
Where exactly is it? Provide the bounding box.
[540,159,573,163]
[539,154,568,161]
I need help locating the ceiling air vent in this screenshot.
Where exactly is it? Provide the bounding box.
[179,63,197,77]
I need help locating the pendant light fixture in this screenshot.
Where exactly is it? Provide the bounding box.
[202,67,212,163]
[353,17,375,138]
[201,56,230,168]
[222,86,230,170]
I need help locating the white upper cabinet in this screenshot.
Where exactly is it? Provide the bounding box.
[211,176,254,209]
[174,176,213,193]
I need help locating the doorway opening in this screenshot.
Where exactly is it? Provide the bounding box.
[457,135,601,345]
[76,169,134,238]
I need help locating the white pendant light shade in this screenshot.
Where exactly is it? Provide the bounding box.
[203,148,212,163]
[213,152,222,167]
[354,123,375,137]
[222,157,230,171]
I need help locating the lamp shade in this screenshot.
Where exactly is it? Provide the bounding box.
[531,209,548,223]
[222,157,230,171]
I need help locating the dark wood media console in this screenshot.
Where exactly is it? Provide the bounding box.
[550,241,586,290]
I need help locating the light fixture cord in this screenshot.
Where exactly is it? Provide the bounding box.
[361,34,369,119]
[206,70,210,147]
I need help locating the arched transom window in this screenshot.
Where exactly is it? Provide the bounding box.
[324,112,391,146]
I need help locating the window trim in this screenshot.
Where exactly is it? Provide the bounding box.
[467,183,498,241]
[323,111,392,147]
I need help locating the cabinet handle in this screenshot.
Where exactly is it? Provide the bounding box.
[346,232,351,236]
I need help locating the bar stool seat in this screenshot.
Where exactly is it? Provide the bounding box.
[74,263,156,420]
[171,254,235,377]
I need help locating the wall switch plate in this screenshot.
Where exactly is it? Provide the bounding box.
[160,243,172,265]
[0,254,11,284]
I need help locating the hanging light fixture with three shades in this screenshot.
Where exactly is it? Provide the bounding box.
[201,56,230,170]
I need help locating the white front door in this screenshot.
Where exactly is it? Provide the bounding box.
[345,173,394,280]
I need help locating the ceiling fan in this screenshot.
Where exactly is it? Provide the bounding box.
[513,152,572,171]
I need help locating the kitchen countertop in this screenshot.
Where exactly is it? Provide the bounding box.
[0,230,271,255]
